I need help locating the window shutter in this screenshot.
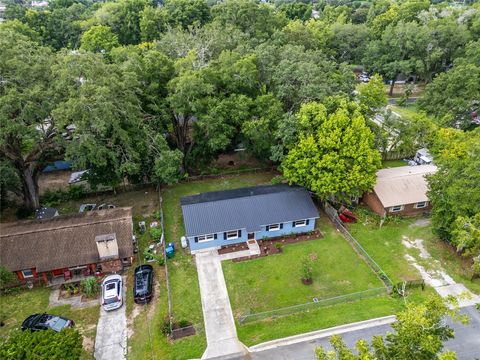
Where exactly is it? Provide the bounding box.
[266,225,269,231]
[238,230,242,237]
[194,237,198,243]
[214,234,217,239]
[224,232,227,240]
[306,219,310,225]
[280,223,283,229]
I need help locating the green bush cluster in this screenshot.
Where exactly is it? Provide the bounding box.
[40,185,85,207]
[81,277,99,298]
[0,328,83,360]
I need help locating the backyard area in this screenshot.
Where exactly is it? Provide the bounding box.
[223,216,384,317]
[0,287,100,359]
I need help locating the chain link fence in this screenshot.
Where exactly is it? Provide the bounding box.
[323,202,393,289]
[238,287,388,324]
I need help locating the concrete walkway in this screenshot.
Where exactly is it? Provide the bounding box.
[195,250,249,359]
[94,277,127,360]
[402,237,480,307]
[219,240,261,261]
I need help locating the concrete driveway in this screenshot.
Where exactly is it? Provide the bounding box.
[94,277,127,360]
[195,250,248,359]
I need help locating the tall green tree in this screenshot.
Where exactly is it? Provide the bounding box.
[164,0,210,29]
[0,27,57,209]
[80,25,119,53]
[419,41,480,129]
[281,99,381,201]
[52,51,146,189]
[427,128,480,252]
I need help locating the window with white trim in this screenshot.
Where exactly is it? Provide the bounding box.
[293,220,307,227]
[414,201,428,209]
[267,223,280,231]
[390,205,403,212]
[226,230,239,240]
[21,269,33,278]
[198,234,215,242]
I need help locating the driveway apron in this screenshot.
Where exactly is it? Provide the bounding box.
[94,277,127,360]
[195,250,249,359]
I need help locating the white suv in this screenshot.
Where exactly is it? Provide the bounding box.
[101,275,123,311]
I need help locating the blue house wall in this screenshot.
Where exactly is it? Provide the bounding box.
[188,229,247,251]
[254,217,316,240]
[188,217,317,252]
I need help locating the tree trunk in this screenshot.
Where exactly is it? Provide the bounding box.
[389,76,397,96]
[20,165,40,210]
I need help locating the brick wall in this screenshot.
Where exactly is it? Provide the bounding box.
[362,192,387,217]
[100,259,123,273]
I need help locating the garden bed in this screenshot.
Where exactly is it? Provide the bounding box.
[218,230,323,262]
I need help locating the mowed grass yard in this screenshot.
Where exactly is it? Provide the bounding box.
[0,288,99,360]
[128,172,276,360]
[223,217,383,316]
[349,213,480,294]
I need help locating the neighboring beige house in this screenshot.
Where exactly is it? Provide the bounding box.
[363,165,437,217]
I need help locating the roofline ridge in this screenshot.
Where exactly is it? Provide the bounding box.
[0,212,132,238]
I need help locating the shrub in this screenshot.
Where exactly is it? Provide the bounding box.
[67,185,84,200]
[161,316,172,335]
[271,175,285,185]
[81,277,99,298]
[177,319,191,328]
[149,227,162,241]
[40,189,64,207]
[275,243,283,251]
[0,266,15,289]
[144,247,154,261]
[301,257,313,281]
[15,206,33,219]
[0,328,82,359]
[155,255,165,266]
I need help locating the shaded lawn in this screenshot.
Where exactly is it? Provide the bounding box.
[47,186,160,218]
[128,172,274,359]
[0,287,100,359]
[223,218,383,315]
[237,287,436,346]
[348,217,422,283]
[382,160,407,168]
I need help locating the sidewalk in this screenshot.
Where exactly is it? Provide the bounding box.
[249,315,396,353]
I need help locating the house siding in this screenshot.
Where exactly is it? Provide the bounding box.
[188,217,317,252]
[255,218,316,240]
[188,229,248,252]
[363,192,432,217]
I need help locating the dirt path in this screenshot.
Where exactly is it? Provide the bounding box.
[402,236,480,307]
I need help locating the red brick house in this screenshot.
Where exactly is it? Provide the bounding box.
[363,165,437,217]
[0,207,134,286]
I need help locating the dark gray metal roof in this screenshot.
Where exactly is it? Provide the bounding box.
[181,185,319,237]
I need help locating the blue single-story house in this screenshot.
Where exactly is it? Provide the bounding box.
[181,185,319,252]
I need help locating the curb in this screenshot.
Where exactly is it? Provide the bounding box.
[249,315,396,352]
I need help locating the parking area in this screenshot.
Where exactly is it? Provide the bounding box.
[94,276,127,360]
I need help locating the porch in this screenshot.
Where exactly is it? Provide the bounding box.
[45,264,98,287]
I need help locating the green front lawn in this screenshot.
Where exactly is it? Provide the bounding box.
[223,217,383,316]
[128,172,275,360]
[0,287,100,359]
[237,286,435,346]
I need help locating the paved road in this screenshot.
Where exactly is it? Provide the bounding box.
[94,278,127,360]
[196,250,248,359]
[250,306,480,360]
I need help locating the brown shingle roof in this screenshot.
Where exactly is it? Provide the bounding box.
[0,207,134,272]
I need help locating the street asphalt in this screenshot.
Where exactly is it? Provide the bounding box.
[249,306,480,360]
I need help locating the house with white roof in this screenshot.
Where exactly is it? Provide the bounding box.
[362,165,437,217]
